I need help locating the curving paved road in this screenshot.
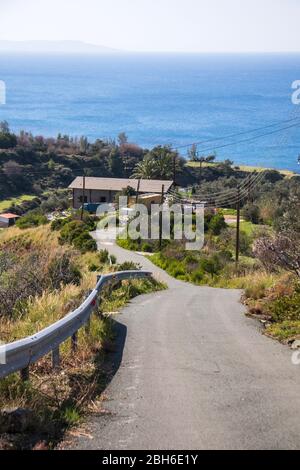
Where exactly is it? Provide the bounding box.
[67,234,300,450]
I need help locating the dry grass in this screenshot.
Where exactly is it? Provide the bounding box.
[0,224,164,449]
[0,225,99,341]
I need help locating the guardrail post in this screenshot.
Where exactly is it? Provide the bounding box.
[20,366,29,382]
[96,298,103,319]
[71,332,78,352]
[52,347,60,369]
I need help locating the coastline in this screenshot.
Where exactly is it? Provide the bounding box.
[186,161,298,177]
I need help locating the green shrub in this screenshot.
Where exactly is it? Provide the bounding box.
[16,212,48,229]
[268,284,300,323]
[110,254,117,265]
[169,262,186,278]
[99,249,109,264]
[239,231,252,256]
[242,203,261,224]
[117,261,141,271]
[117,237,140,251]
[141,242,153,253]
[184,253,199,264]
[191,269,204,284]
[72,233,97,253]
[51,217,70,231]
[209,214,227,235]
[88,263,99,272]
[0,132,17,149]
[200,256,221,278]
[57,219,97,253]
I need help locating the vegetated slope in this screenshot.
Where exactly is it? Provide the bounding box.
[0,222,163,449]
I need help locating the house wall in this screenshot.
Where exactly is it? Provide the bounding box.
[0,218,9,228]
[128,194,161,211]
[72,189,117,209]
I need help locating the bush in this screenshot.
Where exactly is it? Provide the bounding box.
[0,132,17,149]
[209,214,227,235]
[268,284,300,323]
[47,253,81,289]
[57,218,97,253]
[117,261,141,271]
[141,242,153,253]
[40,192,70,213]
[99,249,109,263]
[88,263,99,272]
[16,212,48,229]
[117,237,140,252]
[199,256,221,278]
[170,264,185,278]
[72,233,97,253]
[51,217,70,231]
[242,203,261,224]
[191,269,204,284]
[110,254,117,265]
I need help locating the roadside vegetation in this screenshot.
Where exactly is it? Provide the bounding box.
[117,170,300,347]
[0,220,164,449]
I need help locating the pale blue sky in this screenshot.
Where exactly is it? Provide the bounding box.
[1,0,300,52]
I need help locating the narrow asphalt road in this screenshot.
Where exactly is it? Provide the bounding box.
[67,234,300,450]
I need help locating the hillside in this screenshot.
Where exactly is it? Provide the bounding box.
[1,123,296,213]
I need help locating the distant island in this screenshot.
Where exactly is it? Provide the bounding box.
[0,40,120,54]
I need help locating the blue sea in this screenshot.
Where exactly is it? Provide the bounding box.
[1,53,300,172]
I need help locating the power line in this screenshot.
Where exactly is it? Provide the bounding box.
[180,120,300,157]
[168,171,266,207]
[168,170,261,201]
[173,116,300,152]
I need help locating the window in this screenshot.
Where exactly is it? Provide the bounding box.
[79,196,88,203]
[100,196,106,203]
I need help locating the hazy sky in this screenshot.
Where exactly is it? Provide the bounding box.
[1,0,300,52]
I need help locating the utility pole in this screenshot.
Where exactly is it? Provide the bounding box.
[235,187,241,269]
[80,172,86,221]
[135,178,141,204]
[173,154,176,185]
[159,184,165,250]
[198,158,203,187]
[249,170,257,203]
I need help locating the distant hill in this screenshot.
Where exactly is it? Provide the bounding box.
[0,40,120,54]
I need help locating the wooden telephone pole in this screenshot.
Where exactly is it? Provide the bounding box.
[173,154,177,185]
[159,184,165,250]
[80,172,86,221]
[235,187,241,269]
[135,178,141,204]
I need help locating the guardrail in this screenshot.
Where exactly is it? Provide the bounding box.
[0,270,152,381]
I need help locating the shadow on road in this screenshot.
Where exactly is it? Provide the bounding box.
[99,319,128,388]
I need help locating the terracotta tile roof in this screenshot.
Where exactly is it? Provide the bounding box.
[0,213,20,219]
